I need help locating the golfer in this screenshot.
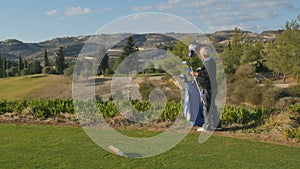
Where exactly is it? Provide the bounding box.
[191,46,222,131]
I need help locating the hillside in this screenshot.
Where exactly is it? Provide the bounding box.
[0,30,279,62]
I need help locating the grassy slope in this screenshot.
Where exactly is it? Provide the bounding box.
[0,75,71,99]
[0,124,299,169]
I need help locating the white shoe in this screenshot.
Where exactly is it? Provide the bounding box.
[197,127,209,132]
[215,127,222,131]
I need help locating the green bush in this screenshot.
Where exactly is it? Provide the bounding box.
[1,99,294,125]
[288,103,300,113]
[0,100,14,114]
[0,99,74,118]
[221,106,270,124]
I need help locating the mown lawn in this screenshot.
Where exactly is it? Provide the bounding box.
[0,75,71,99]
[0,123,299,169]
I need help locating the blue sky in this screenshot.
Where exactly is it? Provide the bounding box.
[0,0,299,42]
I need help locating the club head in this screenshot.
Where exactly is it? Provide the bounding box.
[188,50,194,57]
[188,44,196,57]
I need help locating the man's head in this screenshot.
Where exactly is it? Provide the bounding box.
[199,47,209,61]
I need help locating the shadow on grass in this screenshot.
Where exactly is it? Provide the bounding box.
[124,152,143,158]
[94,78,111,86]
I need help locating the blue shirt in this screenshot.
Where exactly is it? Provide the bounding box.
[203,56,212,64]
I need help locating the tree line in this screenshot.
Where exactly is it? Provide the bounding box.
[220,20,299,83]
[0,15,299,82]
[0,46,68,78]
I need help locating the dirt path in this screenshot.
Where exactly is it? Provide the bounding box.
[211,130,300,147]
[273,82,298,88]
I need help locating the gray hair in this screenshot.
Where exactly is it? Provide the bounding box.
[200,47,210,57]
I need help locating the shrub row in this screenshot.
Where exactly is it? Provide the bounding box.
[75,99,180,122]
[0,99,74,118]
[221,105,271,124]
[1,99,298,124]
[0,99,180,121]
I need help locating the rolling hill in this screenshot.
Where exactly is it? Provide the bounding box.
[0,30,279,63]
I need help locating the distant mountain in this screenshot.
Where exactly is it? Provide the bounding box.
[0,30,280,62]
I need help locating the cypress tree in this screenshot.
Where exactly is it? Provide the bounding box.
[0,57,2,78]
[55,46,66,75]
[24,59,28,69]
[18,55,24,75]
[97,46,108,75]
[44,49,50,67]
[3,58,7,77]
[6,58,11,70]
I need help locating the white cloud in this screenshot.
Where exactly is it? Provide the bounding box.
[45,9,58,16]
[240,0,293,9]
[156,0,219,11]
[64,6,91,16]
[133,6,152,11]
[168,0,182,3]
[131,0,297,33]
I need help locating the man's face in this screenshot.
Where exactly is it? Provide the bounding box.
[199,51,206,61]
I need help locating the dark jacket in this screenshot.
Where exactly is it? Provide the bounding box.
[196,57,217,90]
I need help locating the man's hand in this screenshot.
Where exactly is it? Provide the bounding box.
[186,68,199,76]
[191,71,198,76]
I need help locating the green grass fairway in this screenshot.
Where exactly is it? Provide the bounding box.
[0,75,71,99]
[0,124,299,169]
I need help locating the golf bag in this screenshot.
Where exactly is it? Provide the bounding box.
[181,74,204,127]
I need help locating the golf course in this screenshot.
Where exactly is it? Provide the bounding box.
[0,75,299,168]
[1,1,300,168]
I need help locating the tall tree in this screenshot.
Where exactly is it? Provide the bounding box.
[0,57,3,78]
[241,41,264,70]
[24,59,28,69]
[221,27,244,74]
[286,17,300,82]
[44,49,50,67]
[55,46,66,75]
[121,36,138,59]
[6,58,11,70]
[265,16,300,83]
[3,58,7,78]
[18,55,24,75]
[114,36,138,71]
[97,46,109,75]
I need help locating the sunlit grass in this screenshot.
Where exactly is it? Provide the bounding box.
[0,123,299,169]
[0,74,71,99]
